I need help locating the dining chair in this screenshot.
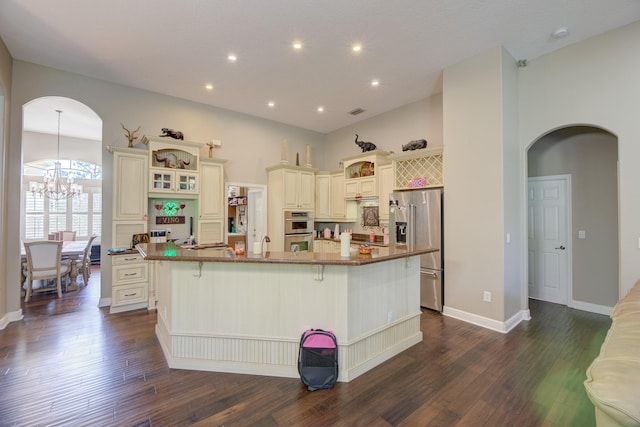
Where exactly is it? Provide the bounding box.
[23,241,71,302]
[76,234,97,285]
[61,231,77,241]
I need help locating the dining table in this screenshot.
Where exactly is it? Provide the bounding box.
[20,240,89,294]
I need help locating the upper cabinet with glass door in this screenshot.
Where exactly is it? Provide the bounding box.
[342,150,391,200]
[146,137,202,198]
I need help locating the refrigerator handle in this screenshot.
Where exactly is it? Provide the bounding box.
[408,204,416,247]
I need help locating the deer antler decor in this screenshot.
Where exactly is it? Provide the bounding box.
[120,123,141,148]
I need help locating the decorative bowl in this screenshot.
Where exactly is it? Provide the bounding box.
[358,246,373,255]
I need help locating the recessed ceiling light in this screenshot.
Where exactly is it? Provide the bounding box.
[205,83,214,91]
[317,106,324,113]
[268,101,275,108]
[371,80,380,87]
[293,41,303,50]
[352,44,362,53]
[552,27,570,39]
[228,54,237,62]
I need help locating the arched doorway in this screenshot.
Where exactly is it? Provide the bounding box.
[20,96,102,305]
[526,125,618,314]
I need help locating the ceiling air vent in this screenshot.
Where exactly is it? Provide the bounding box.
[348,108,366,116]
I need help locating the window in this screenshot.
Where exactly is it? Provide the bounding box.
[23,160,102,241]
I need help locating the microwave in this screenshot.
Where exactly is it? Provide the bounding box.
[284,211,314,234]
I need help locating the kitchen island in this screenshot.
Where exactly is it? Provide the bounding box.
[138,242,437,382]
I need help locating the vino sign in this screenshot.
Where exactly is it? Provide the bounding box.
[156,216,186,225]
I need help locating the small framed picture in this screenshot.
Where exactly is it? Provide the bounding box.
[362,206,379,227]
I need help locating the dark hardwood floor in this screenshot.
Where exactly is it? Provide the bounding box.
[0,269,611,426]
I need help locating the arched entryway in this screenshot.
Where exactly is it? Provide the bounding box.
[20,96,102,307]
[526,125,619,314]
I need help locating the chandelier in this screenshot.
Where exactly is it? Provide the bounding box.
[29,110,83,200]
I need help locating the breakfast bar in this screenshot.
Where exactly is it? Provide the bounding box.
[138,242,437,382]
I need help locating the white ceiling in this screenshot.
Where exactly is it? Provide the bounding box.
[2,0,640,137]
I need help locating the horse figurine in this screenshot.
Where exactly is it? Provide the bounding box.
[354,134,376,152]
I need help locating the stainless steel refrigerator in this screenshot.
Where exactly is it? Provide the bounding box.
[389,188,443,311]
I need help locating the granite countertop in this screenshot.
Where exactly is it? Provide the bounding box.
[107,249,139,256]
[315,236,389,247]
[136,242,436,266]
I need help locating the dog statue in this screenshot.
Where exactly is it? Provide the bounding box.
[402,139,428,151]
[354,134,377,152]
[159,128,184,140]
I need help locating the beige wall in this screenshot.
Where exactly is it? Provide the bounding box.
[500,48,522,319]
[519,20,640,297]
[442,47,518,323]
[324,95,443,164]
[23,131,102,165]
[0,35,12,325]
[5,61,325,315]
[528,127,619,307]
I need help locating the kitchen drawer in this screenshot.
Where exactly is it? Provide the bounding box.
[113,263,148,285]
[112,283,148,307]
[112,254,144,265]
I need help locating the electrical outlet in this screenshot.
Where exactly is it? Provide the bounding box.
[483,291,492,302]
[167,227,172,234]
[387,311,394,323]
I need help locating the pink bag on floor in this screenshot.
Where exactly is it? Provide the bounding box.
[298,329,338,391]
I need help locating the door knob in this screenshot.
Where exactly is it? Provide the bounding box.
[555,245,566,250]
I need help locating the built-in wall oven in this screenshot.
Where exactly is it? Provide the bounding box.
[284,211,314,252]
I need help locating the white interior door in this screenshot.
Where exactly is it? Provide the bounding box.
[247,188,266,244]
[528,176,570,305]
[226,183,267,246]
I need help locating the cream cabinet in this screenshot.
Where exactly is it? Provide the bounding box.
[330,173,345,218]
[150,170,198,195]
[108,145,150,313]
[378,164,394,221]
[344,177,377,199]
[313,239,328,253]
[283,168,315,209]
[342,151,391,200]
[316,171,356,221]
[148,137,201,198]
[315,174,331,220]
[111,147,148,221]
[268,165,316,210]
[110,253,149,313]
[388,146,444,189]
[313,239,340,253]
[198,158,227,244]
[267,164,317,251]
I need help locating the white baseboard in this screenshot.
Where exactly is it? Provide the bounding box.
[98,297,111,308]
[571,300,612,316]
[443,306,530,334]
[110,301,147,314]
[0,309,24,330]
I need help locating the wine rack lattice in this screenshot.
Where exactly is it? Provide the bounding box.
[394,153,443,189]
